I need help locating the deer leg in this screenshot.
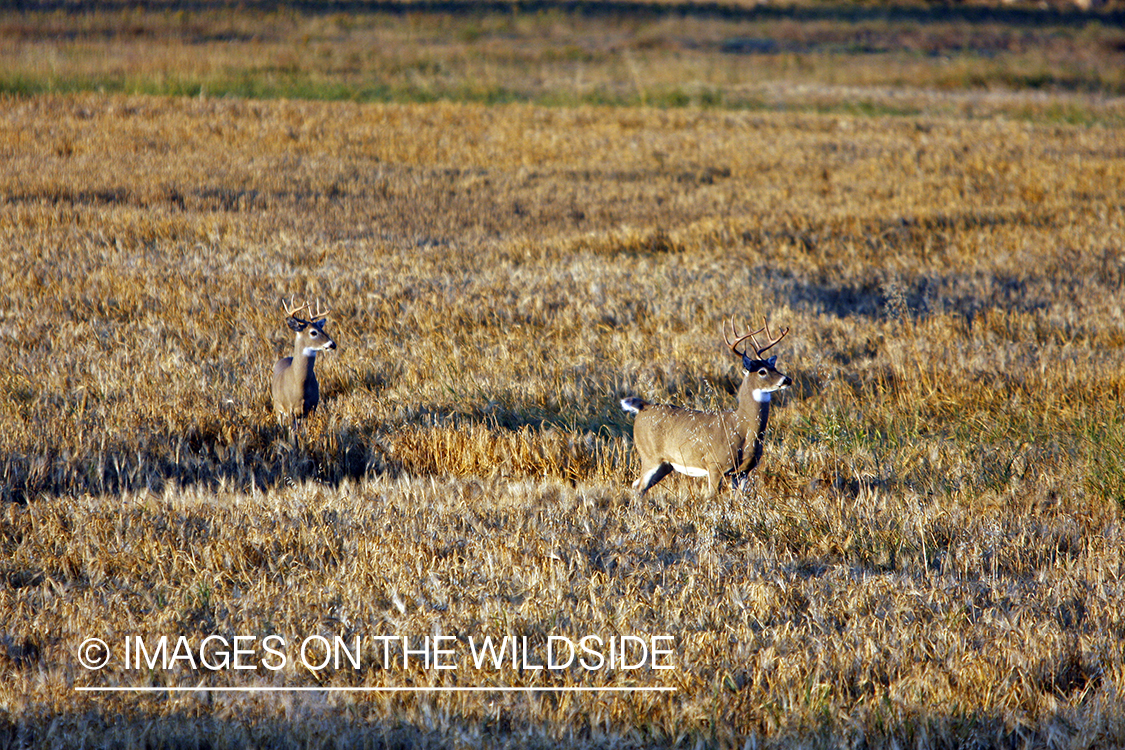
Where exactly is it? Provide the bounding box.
[707,467,725,497]
[636,462,673,496]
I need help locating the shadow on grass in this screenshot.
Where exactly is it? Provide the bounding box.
[737,210,1083,321]
[758,265,1066,321]
[2,700,1109,749]
[0,391,632,504]
[2,710,523,750]
[0,417,393,505]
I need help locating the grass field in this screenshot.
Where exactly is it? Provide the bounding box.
[2,2,1125,748]
[4,1,1125,120]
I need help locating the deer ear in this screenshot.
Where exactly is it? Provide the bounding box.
[287,318,307,332]
[766,355,777,367]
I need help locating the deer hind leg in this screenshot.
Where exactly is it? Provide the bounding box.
[635,462,674,496]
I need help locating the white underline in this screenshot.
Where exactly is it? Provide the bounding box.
[77,686,675,693]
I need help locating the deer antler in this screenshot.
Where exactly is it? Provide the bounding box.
[310,299,331,322]
[724,317,759,357]
[746,316,790,357]
[725,316,790,358]
[284,298,311,320]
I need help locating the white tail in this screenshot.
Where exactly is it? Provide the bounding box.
[621,317,792,497]
[271,298,337,427]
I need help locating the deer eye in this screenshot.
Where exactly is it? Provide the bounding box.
[310,330,320,337]
[758,368,768,377]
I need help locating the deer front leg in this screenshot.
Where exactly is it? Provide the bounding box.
[635,461,673,497]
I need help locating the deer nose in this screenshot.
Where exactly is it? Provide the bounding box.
[781,376,792,387]
[326,341,337,350]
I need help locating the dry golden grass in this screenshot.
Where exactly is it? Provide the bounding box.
[3,4,1125,123]
[1,41,1124,749]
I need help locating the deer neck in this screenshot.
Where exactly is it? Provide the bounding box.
[735,381,771,442]
[290,340,317,377]
[719,379,768,475]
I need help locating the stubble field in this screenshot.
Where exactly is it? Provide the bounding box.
[2,4,1125,748]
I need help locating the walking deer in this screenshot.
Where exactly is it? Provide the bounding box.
[621,317,792,497]
[272,299,336,427]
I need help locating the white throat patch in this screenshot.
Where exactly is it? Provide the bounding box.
[752,389,771,404]
[303,348,319,359]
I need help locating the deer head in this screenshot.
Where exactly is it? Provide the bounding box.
[284,298,335,356]
[724,316,792,403]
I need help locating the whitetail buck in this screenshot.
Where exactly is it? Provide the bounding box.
[621,317,792,497]
[271,299,336,427]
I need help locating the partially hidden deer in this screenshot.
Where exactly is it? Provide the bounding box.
[621,317,792,497]
[271,299,336,427]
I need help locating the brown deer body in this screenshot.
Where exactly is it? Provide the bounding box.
[621,318,792,497]
[271,300,336,426]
